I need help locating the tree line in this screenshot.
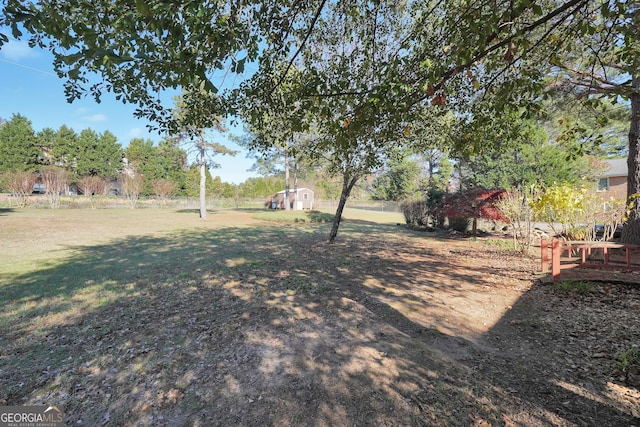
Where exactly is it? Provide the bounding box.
[0,113,282,201]
[0,113,364,204]
[1,0,639,243]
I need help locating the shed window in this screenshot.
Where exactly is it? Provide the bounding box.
[597,178,609,192]
[303,193,309,200]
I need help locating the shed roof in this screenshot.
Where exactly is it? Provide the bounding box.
[276,188,314,195]
[601,158,627,178]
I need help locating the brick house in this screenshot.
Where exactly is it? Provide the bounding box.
[597,158,627,200]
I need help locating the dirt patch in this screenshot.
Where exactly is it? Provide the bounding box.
[2,218,640,426]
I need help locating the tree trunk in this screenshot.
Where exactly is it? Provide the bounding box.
[328,173,359,243]
[426,149,436,188]
[293,162,298,210]
[621,74,640,244]
[284,149,290,210]
[199,143,207,219]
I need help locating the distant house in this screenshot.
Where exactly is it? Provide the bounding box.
[268,188,315,210]
[597,158,627,200]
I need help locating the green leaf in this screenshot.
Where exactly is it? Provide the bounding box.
[233,57,246,74]
[532,4,543,16]
[135,0,150,15]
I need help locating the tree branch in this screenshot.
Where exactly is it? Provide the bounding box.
[411,0,590,105]
[481,1,582,99]
[302,89,370,98]
[553,62,629,92]
[270,0,327,95]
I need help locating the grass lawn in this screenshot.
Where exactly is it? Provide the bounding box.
[0,207,414,425]
[2,206,639,426]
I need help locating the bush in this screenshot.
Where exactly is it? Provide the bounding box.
[41,166,70,209]
[437,188,509,234]
[1,170,37,208]
[448,217,471,232]
[400,200,430,227]
[77,175,110,209]
[565,226,587,240]
[529,182,585,237]
[496,189,535,253]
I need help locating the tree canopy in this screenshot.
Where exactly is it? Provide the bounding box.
[403,0,640,242]
[125,138,189,196]
[459,119,597,190]
[371,150,421,201]
[3,0,640,241]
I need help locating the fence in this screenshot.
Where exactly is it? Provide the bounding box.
[541,238,640,282]
[0,194,267,210]
[315,199,402,213]
[0,193,403,213]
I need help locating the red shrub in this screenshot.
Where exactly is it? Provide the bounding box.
[437,188,510,225]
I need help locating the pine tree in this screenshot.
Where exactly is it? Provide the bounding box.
[0,113,40,172]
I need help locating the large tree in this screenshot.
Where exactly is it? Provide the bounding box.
[156,139,189,195]
[459,119,597,190]
[239,176,282,199]
[236,91,305,210]
[124,138,188,196]
[0,113,40,172]
[371,150,421,201]
[540,90,630,159]
[172,90,237,219]
[74,129,123,179]
[125,138,157,191]
[49,125,79,172]
[405,0,640,242]
[123,137,189,195]
[243,1,415,242]
[36,127,56,165]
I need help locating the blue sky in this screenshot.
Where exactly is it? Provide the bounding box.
[0,38,260,184]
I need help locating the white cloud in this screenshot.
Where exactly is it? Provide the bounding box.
[1,40,39,61]
[84,114,108,122]
[128,128,143,138]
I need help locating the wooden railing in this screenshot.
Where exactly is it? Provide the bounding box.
[541,239,640,282]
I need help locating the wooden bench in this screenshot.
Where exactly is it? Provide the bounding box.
[541,239,640,282]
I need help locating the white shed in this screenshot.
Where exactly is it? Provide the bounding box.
[272,188,315,210]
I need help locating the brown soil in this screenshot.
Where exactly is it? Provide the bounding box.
[3,216,640,426]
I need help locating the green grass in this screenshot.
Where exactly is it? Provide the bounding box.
[483,238,515,251]
[252,209,334,223]
[553,279,598,295]
[616,345,640,376]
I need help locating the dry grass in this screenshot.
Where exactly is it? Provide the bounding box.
[2,207,639,426]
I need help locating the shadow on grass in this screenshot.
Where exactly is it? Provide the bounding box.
[1,222,638,425]
[173,208,234,215]
[253,210,334,224]
[0,208,16,216]
[173,208,270,214]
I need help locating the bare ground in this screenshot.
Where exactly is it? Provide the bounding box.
[2,211,640,426]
